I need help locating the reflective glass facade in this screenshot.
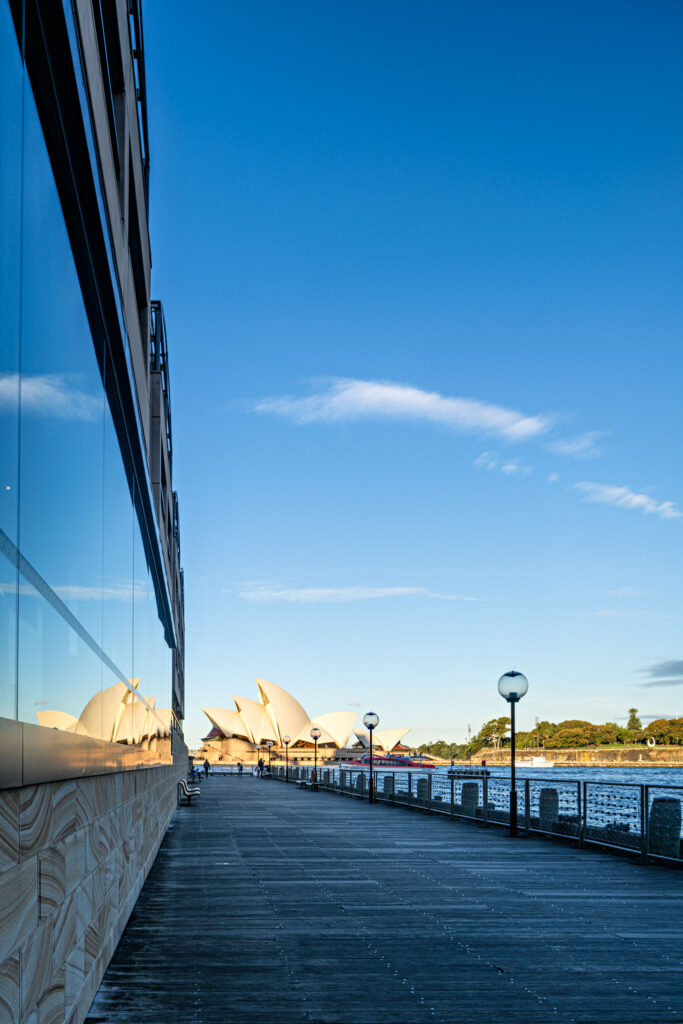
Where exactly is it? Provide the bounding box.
[0,0,180,769]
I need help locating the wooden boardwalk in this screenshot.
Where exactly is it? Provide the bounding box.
[87,775,683,1024]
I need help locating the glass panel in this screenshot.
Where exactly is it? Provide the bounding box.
[17,66,105,726]
[0,0,23,719]
[0,0,173,767]
[102,399,133,685]
[132,500,152,705]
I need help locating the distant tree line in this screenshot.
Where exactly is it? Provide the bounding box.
[416,708,683,758]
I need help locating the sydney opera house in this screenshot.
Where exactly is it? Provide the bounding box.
[37,678,174,749]
[200,678,410,763]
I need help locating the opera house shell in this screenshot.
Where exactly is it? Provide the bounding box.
[37,678,173,749]
[199,678,410,763]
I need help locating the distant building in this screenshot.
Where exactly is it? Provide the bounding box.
[199,678,410,762]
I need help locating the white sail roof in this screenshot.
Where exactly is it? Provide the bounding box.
[233,696,278,744]
[36,710,82,733]
[311,712,357,748]
[375,727,410,751]
[255,678,309,743]
[355,727,410,751]
[153,708,173,737]
[202,707,249,739]
[116,699,150,745]
[78,680,132,741]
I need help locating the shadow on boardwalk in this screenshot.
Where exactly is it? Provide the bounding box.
[87,775,683,1024]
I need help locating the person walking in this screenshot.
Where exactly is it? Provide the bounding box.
[237,762,243,777]
[257,757,264,777]
[203,758,210,779]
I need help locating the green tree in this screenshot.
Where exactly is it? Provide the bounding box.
[627,708,642,731]
[644,718,683,745]
[535,721,557,747]
[593,723,618,745]
[477,716,511,750]
[546,726,594,749]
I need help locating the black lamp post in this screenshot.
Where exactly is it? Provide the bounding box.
[310,727,321,788]
[283,735,290,782]
[266,739,274,771]
[363,712,379,803]
[497,671,529,837]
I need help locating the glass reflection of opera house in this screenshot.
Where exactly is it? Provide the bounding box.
[0,1,186,1020]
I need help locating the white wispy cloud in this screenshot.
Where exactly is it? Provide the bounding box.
[254,378,552,442]
[0,373,102,420]
[573,482,681,520]
[605,586,652,597]
[474,452,532,476]
[474,451,498,470]
[0,580,150,601]
[546,472,560,483]
[54,582,151,602]
[238,584,482,604]
[500,461,532,476]
[547,431,608,460]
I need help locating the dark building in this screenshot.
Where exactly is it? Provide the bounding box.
[0,1,186,1019]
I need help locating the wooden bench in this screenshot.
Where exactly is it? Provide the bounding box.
[178,779,201,805]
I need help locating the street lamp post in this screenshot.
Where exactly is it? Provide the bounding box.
[266,739,274,771]
[363,712,379,803]
[283,735,291,782]
[497,671,529,837]
[310,727,321,788]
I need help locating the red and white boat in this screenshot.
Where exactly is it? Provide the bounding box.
[340,753,437,769]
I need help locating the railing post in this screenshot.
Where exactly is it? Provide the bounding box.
[577,782,584,847]
[582,781,587,847]
[640,784,648,863]
[428,773,432,813]
[450,775,455,818]
[391,772,395,803]
[408,772,412,807]
[524,779,530,832]
[483,774,488,827]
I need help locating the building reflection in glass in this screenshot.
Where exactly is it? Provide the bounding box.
[37,676,173,751]
[0,0,177,767]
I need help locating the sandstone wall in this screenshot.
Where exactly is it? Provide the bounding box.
[461,746,683,767]
[0,760,184,1024]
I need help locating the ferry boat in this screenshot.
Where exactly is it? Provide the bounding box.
[515,755,555,768]
[341,753,437,769]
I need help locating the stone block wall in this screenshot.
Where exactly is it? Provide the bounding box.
[0,762,183,1024]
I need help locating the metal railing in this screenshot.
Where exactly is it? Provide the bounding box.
[271,765,683,866]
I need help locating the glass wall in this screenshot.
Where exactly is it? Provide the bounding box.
[0,3,173,761]
[0,0,22,721]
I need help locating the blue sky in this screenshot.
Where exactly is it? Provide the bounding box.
[144,0,683,747]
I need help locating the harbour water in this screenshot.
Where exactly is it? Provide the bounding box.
[307,763,683,848]
[459,764,683,787]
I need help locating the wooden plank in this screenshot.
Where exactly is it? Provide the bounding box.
[87,777,683,1023]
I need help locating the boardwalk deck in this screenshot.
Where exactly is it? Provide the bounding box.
[87,775,683,1024]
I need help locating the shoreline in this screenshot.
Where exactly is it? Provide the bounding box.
[448,745,683,768]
